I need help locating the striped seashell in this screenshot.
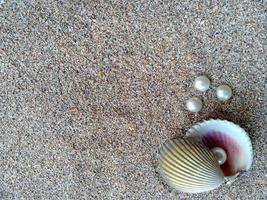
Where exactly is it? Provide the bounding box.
[159,138,225,193]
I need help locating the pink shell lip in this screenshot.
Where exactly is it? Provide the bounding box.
[186,119,253,177]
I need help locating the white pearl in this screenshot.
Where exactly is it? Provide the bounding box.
[216,85,232,101]
[186,97,202,113]
[212,147,227,165]
[194,75,210,92]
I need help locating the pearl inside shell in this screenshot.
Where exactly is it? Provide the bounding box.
[194,75,210,92]
[212,147,227,165]
[216,85,232,101]
[186,97,202,113]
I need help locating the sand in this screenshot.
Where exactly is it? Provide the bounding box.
[0,0,266,199]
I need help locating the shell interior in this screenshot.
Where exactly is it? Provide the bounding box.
[186,119,253,176]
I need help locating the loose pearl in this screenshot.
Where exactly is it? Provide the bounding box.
[194,75,211,92]
[212,147,227,165]
[216,85,232,101]
[186,97,202,113]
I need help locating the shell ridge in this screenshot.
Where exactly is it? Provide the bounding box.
[161,141,219,178]
[170,140,220,177]
[179,139,221,175]
[159,152,221,183]
[190,140,223,172]
[174,139,221,176]
[183,139,219,168]
[160,163,219,185]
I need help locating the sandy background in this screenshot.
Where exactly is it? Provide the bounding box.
[0,0,266,199]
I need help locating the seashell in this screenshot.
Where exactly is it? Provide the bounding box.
[158,119,253,193]
[186,119,253,177]
[159,138,225,193]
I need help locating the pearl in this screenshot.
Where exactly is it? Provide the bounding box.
[186,97,202,113]
[194,75,210,92]
[216,85,232,101]
[212,147,227,165]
